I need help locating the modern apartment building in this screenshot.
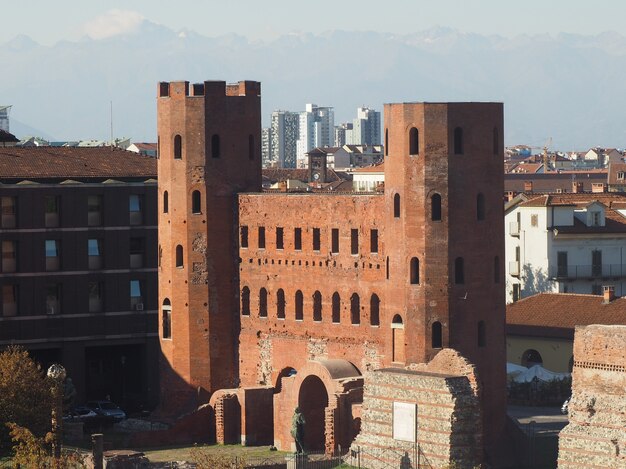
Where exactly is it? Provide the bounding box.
[296,104,334,168]
[0,146,159,410]
[270,110,300,168]
[0,106,11,133]
[347,107,381,146]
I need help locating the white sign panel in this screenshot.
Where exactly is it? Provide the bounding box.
[392,401,416,442]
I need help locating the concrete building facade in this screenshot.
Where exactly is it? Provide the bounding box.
[157,81,506,460]
[270,110,299,168]
[296,104,334,168]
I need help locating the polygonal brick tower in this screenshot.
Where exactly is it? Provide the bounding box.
[156,80,261,413]
[383,102,506,446]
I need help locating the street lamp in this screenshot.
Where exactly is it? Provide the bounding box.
[47,364,66,465]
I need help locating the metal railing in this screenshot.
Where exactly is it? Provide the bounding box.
[550,264,626,279]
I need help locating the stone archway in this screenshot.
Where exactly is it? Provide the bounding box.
[298,375,329,451]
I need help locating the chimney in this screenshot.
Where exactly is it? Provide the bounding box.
[505,191,515,202]
[572,181,584,193]
[603,285,615,303]
[524,181,533,193]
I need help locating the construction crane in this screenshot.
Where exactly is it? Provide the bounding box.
[528,137,553,171]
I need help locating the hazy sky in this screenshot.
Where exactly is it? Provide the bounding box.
[3,0,625,44]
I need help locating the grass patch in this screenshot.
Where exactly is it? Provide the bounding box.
[140,444,288,463]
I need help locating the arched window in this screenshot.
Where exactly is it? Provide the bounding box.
[453,127,463,155]
[477,193,485,221]
[175,245,183,268]
[494,256,500,283]
[432,321,442,348]
[409,127,419,155]
[431,193,442,221]
[385,129,388,156]
[350,293,360,325]
[410,257,420,285]
[192,190,201,214]
[332,292,340,323]
[248,134,255,160]
[370,294,380,326]
[259,288,267,317]
[477,321,486,347]
[313,291,322,322]
[277,289,286,319]
[521,349,543,368]
[493,127,499,155]
[394,194,400,218]
[392,314,403,326]
[295,290,303,320]
[455,257,464,284]
[163,191,169,214]
[241,287,250,316]
[211,134,220,159]
[174,134,182,159]
[162,298,172,339]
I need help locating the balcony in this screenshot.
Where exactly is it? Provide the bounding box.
[509,221,520,237]
[509,261,520,277]
[550,264,626,280]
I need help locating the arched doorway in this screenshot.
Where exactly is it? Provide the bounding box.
[521,349,543,368]
[391,315,405,363]
[298,375,329,451]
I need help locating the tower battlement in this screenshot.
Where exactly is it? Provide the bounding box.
[158,80,261,99]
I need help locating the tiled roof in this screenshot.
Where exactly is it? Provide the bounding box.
[133,142,158,151]
[0,129,18,143]
[507,293,626,339]
[509,163,543,174]
[505,171,608,193]
[352,163,384,173]
[0,147,156,180]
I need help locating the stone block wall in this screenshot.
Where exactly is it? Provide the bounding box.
[558,325,626,468]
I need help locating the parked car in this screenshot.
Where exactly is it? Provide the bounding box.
[561,397,570,415]
[86,400,126,421]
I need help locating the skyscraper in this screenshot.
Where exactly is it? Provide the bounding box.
[0,106,11,133]
[347,107,381,145]
[261,127,272,167]
[270,110,299,168]
[296,104,334,168]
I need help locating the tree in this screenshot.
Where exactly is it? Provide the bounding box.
[0,346,52,451]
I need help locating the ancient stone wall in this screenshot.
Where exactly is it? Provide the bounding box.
[558,325,626,468]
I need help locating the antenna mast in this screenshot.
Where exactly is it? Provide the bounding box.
[110,101,114,149]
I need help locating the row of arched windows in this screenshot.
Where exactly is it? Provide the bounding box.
[241,287,381,326]
[385,126,500,156]
[163,190,202,214]
[171,134,256,160]
[393,192,487,221]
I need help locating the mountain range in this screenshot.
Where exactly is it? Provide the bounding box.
[1,22,626,150]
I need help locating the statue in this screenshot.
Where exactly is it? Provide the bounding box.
[291,407,306,453]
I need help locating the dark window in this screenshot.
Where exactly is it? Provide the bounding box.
[45,240,60,271]
[87,195,102,226]
[241,287,250,316]
[477,193,485,221]
[174,134,182,159]
[409,127,419,155]
[192,190,201,214]
[557,251,568,277]
[1,240,17,273]
[241,226,249,248]
[370,294,380,326]
[2,284,18,317]
[592,250,602,276]
[175,245,183,268]
[313,228,321,251]
[370,229,378,253]
[130,237,144,269]
[163,191,169,214]
[276,227,284,250]
[331,229,339,253]
[455,257,464,284]
[249,134,255,160]
[258,227,265,249]
[431,193,442,221]
[478,321,486,347]
[277,289,286,319]
[129,195,143,225]
[410,257,420,284]
[350,293,360,325]
[313,291,322,321]
[162,299,172,339]
[386,256,390,280]
[0,197,16,228]
[454,127,463,154]
[259,288,267,317]
[211,134,220,158]
[129,280,143,310]
[394,194,400,218]
[493,127,499,155]
[385,129,388,156]
[432,321,442,348]
[294,228,302,250]
[44,195,60,228]
[88,281,103,313]
[512,284,521,302]
[332,292,340,323]
[521,349,543,368]
[46,283,61,315]
[295,290,303,320]
[494,256,500,283]
[351,229,359,255]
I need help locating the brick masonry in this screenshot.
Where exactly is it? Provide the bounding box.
[558,325,626,468]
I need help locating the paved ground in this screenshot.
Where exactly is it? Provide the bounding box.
[507,405,569,435]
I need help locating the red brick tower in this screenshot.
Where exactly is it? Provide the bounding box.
[383,103,506,448]
[157,80,261,413]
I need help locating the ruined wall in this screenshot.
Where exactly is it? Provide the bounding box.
[353,353,482,469]
[558,325,626,468]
